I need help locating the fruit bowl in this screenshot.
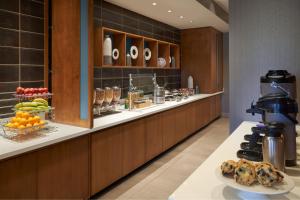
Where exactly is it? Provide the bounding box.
[1,121,48,140]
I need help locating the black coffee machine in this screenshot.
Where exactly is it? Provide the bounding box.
[245,70,298,166]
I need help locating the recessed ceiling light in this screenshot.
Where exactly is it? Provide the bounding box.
[168,10,172,13]
[152,2,157,6]
[190,20,193,23]
[180,15,184,19]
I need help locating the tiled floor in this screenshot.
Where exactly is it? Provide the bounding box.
[92,117,229,200]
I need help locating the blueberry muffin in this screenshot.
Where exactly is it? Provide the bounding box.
[234,159,256,185]
[255,162,284,187]
[221,160,237,176]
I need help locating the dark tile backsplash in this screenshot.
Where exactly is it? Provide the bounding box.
[0,0,45,117]
[94,0,181,98]
[94,67,181,98]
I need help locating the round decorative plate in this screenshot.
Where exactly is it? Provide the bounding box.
[215,167,295,195]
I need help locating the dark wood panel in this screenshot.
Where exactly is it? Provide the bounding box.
[37,136,90,199]
[122,119,146,174]
[91,127,123,195]
[145,114,163,161]
[0,153,37,199]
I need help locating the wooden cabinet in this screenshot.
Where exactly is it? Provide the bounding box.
[175,106,188,142]
[122,119,146,174]
[37,136,90,199]
[91,127,123,195]
[145,114,163,161]
[0,154,37,199]
[162,109,177,150]
[181,27,223,93]
[186,102,197,135]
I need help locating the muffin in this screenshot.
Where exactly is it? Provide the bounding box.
[234,159,256,185]
[255,162,284,187]
[221,160,237,176]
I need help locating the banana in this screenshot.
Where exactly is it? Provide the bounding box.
[19,107,34,111]
[15,103,23,109]
[33,98,48,106]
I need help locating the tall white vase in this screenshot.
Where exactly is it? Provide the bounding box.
[103,35,112,65]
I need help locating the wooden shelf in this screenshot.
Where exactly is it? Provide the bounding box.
[94,27,180,69]
[126,33,144,67]
[94,27,126,66]
[158,42,170,68]
[144,37,158,68]
[170,44,180,69]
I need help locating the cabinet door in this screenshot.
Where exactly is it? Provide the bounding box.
[185,102,197,135]
[0,153,37,199]
[145,114,163,161]
[122,119,145,175]
[91,127,123,195]
[37,136,90,199]
[162,109,177,150]
[175,105,188,142]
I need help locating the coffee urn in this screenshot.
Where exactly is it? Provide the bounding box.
[260,70,297,99]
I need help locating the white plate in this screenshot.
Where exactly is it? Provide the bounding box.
[215,167,295,195]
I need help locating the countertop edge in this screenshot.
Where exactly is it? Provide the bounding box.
[0,92,223,161]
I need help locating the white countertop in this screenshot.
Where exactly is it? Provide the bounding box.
[169,121,300,200]
[0,92,222,161]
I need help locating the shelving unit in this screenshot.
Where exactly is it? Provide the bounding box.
[94,27,180,69]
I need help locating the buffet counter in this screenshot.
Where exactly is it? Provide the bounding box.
[0,92,222,161]
[169,121,300,200]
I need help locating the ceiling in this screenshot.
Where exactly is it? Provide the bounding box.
[214,0,228,12]
[105,0,229,32]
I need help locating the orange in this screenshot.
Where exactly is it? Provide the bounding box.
[10,117,17,123]
[26,124,32,128]
[33,122,39,126]
[28,117,35,125]
[20,118,27,125]
[33,116,40,123]
[15,117,22,123]
[12,122,19,128]
[39,120,45,125]
[16,111,23,118]
[21,112,30,119]
[18,125,25,129]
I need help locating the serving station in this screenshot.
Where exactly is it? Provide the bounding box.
[169,121,300,200]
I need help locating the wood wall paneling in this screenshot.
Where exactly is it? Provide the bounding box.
[91,127,123,195]
[181,27,223,93]
[37,136,90,199]
[52,0,93,128]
